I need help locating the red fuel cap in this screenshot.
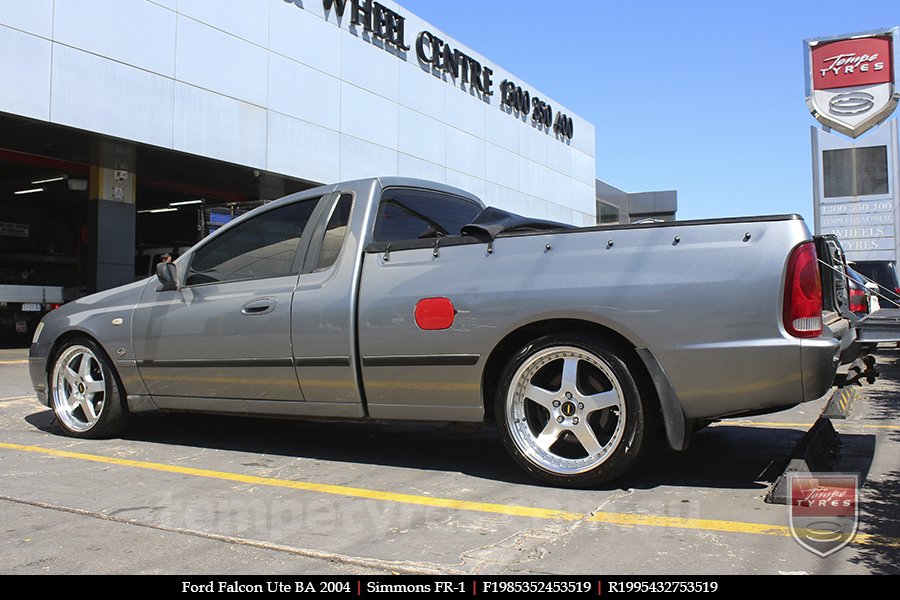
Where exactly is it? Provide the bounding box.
[415,297,456,330]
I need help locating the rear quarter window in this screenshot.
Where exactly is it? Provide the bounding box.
[373,188,482,243]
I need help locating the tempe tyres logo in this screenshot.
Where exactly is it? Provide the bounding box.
[788,473,859,557]
[805,28,898,138]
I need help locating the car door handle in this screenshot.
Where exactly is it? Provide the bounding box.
[241,298,276,315]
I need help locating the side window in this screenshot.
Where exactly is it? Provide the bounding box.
[186,198,318,285]
[373,189,482,243]
[316,194,353,271]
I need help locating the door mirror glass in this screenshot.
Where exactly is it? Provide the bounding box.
[156,261,178,292]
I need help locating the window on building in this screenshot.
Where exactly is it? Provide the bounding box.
[598,201,620,225]
[186,198,318,285]
[373,188,482,242]
[823,146,889,198]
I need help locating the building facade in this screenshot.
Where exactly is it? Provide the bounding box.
[0,0,596,296]
[595,179,677,225]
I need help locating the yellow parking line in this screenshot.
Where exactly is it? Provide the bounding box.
[0,396,34,403]
[0,360,28,365]
[585,512,789,536]
[1,441,897,548]
[0,442,581,522]
[717,421,900,431]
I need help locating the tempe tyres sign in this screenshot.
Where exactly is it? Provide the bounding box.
[805,28,899,138]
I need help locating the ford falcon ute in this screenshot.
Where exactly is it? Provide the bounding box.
[29,177,862,486]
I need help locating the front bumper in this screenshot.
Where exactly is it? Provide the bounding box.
[28,340,50,406]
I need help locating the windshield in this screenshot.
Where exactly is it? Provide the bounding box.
[852,261,899,289]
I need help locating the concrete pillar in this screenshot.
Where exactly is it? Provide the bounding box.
[86,142,136,293]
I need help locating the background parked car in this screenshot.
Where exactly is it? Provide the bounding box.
[846,266,872,317]
[849,260,900,309]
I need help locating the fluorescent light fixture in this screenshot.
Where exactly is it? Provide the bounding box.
[31,176,66,185]
[169,199,204,206]
[14,187,44,195]
[138,207,178,214]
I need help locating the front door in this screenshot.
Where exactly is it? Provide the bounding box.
[132,197,321,404]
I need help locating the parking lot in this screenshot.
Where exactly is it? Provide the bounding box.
[1,345,898,575]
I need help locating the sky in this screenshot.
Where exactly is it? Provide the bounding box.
[399,0,898,223]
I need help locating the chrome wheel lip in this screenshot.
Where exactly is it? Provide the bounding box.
[51,345,106,433]
[506,346,626,476]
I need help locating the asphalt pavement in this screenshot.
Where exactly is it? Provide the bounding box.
[1,345,898,574]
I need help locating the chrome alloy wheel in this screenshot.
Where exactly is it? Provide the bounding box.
[51,345,108,432]
[506,346,626,475]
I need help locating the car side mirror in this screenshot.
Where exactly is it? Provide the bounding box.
[156,262,178,292]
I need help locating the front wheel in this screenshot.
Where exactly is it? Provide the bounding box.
[49,338,127,438]
[495,335,655,487]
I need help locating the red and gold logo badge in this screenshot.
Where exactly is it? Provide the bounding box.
[805,29,898,138]
[788,473,859,557]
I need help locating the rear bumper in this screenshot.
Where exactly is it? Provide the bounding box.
[800,327,846,402]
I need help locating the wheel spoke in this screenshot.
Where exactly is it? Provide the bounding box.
[79,396,98,422]
[560,357,579,391]
[78,353,92,379]
[535,421,562,451]
[523,383,557,410]
[581,389,620,413]
[64,366,79,389]
[83,378,105,394]
[572,422,603,457]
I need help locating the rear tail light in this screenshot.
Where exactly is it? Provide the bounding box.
[46,303,61,311]
[784,242,823,338]
[849,289,868,313]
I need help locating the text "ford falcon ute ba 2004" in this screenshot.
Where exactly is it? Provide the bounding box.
[29,177,860,487]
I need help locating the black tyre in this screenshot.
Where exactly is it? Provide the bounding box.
[495,334,655,487]
[49,337,127,438]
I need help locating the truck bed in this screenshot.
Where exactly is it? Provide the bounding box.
[358,212,841,422]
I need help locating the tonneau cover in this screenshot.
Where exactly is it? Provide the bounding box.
[461,207,575,242]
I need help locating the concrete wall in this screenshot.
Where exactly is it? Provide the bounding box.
[0,0,597,225]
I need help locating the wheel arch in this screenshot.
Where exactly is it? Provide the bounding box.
[46,329,129,401]
[47,329,98,372]
[481,318,659,425]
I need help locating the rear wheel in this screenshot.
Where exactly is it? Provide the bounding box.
[50,338,127,438]
[495,334,654,487]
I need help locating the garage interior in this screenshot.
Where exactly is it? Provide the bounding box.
[0,113,314,310]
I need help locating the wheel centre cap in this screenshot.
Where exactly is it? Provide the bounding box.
[561,401,577,417]
[77,382,85,394]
